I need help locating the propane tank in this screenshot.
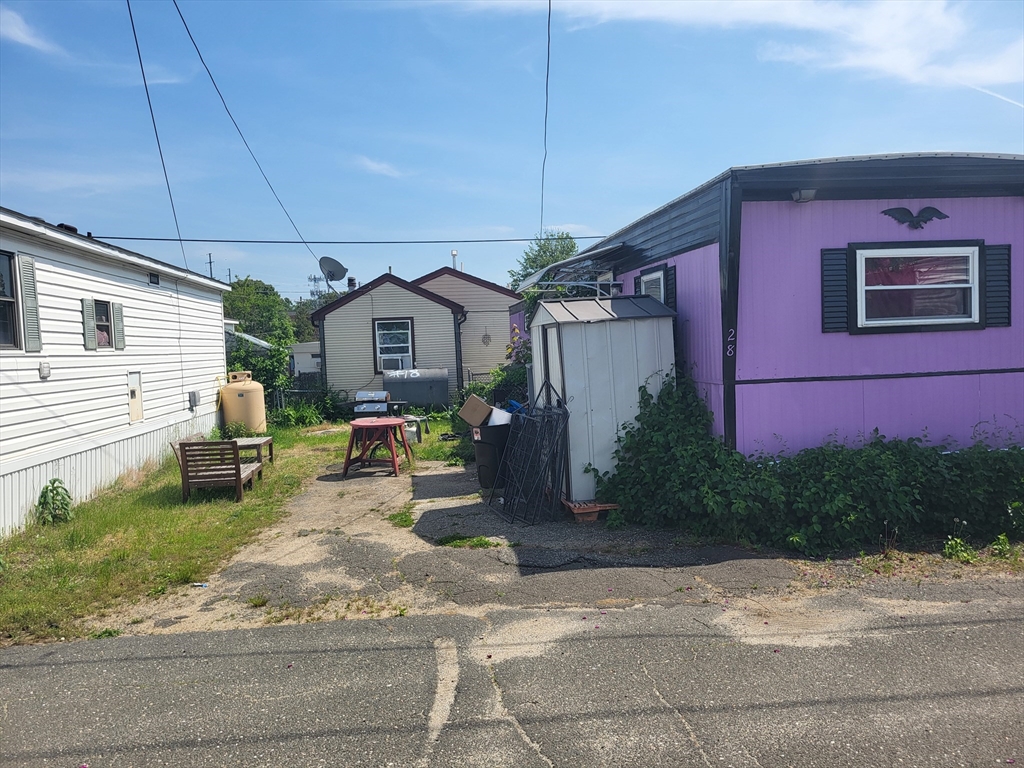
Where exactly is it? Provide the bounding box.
[220,371,267,433]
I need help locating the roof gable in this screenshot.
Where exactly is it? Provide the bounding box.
[412,267,521,299]
[311,273,464,322]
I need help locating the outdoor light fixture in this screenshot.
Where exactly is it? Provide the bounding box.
[791,189,817,203]
[451,249,458,268]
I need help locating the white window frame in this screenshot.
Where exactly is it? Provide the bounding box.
[855,245,980,329]
[374,318,413,372]
[640,271,665,303]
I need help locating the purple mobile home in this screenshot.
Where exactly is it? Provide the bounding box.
[536,154,1023,455]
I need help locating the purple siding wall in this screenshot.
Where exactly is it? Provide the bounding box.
[735,196,1024,454]
[738,197,1023,379]
[736,373,1024,453]
[509,308,527,340]
[619,243,725,437]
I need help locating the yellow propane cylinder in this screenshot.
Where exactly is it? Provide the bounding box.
[221,371,267,433]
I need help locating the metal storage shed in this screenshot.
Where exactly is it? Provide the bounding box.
[530,296,676,502]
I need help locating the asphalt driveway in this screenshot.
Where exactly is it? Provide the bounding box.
[1,461,1021,767]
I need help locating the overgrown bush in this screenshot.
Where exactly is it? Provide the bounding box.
[590,374,1024,555]
[35,478,73,525]
[223,421,259,439]
[269,402,323,428]
[457,363,529,409]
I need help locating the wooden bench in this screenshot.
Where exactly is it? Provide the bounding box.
[178,440,263,502]
[170,433,205,470]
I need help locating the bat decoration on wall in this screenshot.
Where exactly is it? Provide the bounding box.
[881,206,949,229]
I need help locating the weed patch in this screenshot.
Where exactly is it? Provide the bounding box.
[436,534,499,549]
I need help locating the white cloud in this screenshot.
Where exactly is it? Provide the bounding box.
[0,5,65,55]
[354,155,404,178]
[456,0,1024,93]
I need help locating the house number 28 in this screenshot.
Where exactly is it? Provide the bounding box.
[726,328,736,357]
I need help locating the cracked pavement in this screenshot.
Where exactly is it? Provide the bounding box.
[1,461,1022,766]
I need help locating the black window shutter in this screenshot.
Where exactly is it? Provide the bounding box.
[821,248,849,333]
[664,266,676,310]
[634,275,641,295]
[984,245,1011,327]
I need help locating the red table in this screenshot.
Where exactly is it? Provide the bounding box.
[342,417,413,477]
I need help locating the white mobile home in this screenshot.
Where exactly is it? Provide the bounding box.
[0,208,230,534]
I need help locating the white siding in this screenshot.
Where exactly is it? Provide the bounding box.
[417,273,519,379]
[321,283,458,397]
[290,341,321,375]
[0,221,226,534]
[531,314,674,502]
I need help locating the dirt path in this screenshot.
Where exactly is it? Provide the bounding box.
[91,457,1024,649]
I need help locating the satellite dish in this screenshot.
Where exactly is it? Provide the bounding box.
[319,256,348,289]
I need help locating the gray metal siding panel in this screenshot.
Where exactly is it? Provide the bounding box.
[606,183,724,271]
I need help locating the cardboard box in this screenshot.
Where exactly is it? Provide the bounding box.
[458,394,493,427]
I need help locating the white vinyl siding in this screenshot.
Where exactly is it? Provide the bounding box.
[416,273,520,379]
[0,219,227,533]
[321,282,458,396]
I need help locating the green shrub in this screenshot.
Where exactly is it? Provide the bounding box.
[35,478,73,525]
[269,402,322,428]
[589,373,1024,556]
[223,421,258,439]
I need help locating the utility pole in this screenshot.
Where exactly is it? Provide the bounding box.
[207,253,214,279]
[226,268,232,284]
[308,274,325,299]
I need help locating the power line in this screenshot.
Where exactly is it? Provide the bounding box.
[171,0,319,267]
[126,0,189,271]
[93,235,606,244]
[539,0,552,235]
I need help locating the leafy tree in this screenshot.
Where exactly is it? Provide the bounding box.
[223,277,295,344]
[288,293,338,343]
[508,231,578,292]
[228,337,291,396]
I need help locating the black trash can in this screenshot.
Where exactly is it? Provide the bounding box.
[472,423,511,489]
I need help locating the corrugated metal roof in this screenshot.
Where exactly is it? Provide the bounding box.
[536,296,674,324]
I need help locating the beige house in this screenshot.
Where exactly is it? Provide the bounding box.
[412,267,522,382]
[311,274,465,399]
[311,270,521,401]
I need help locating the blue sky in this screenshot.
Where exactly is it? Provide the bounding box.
[1,0,1022,300]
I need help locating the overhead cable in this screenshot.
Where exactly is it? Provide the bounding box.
[93,235,606,244]
[171,0,319,266]
[126,0,190,271]
[539,0,552,235]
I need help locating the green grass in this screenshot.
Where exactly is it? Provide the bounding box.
[0,425,351,646]
[435,534,500,549]
[387,502,416,529]
[412,417,475,465]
